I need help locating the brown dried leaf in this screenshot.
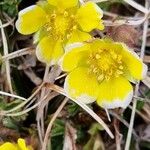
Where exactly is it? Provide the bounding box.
[107,25,139,48]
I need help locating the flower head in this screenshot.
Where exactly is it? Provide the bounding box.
[61,39,147,109]
[0,138,33,150]
[16,0,104,65]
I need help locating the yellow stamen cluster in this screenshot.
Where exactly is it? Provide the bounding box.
[87,49,124,82]
[44,10,77,41]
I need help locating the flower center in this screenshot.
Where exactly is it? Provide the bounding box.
[44,10,77,41]
[87,49,124,82]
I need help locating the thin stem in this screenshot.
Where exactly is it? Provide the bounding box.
[42,97,69,150]
[0,19,13,93]
[55,73,67,81]
[105,109,111,122]
[37,65,50,144]
[103,16,147,26]
[2,47,35,61]
[125,1,149,149]
[0,91,26,101]
[123,0,149,14]
[0,18,15,28]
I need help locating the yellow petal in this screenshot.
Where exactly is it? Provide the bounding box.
[36,37,64,65]
[0,143,17,150]
[76,2,103,32]
[121,44,147,80]
[18,139,28,150]
[47,0,78,9]
[96,20,104,30]
[16,5,46,35]
[97,77,133,109]
[67,29,91,44]
[61,42,90,72]
[33,28,47,43]
[64,67,99,104]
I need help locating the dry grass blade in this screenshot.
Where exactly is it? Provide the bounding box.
[0,90,26,101]
[0,19,13,93]
[2,47,35,61]
[42,97,69,150]
[37,65,50,144]
[123,0,149,14]
[0,18,14,28]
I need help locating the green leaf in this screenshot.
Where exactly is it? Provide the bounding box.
[136,100,144,110]
[51,119,65,137]
[1,0,22,17]
[51,119,65,150]
[2,117,19,130]
[68,102,80,117]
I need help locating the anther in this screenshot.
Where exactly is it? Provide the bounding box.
[116,70,123,75]
[64,11,68,17]
[51,13,56,18]
[67,33,71,39]
[72,25,77,30]
[93,67,98,73]
[98,74,104,81]
[71,15,75,18]
[89,54,93,58]
[95,54,101,59]
[112,53,117,59]
[117,55,122,61]
[105,76,110,81]
[47,27,52,31]
[119,65,123,70]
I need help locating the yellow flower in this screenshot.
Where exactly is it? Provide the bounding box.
[16,0,104,65]
[0,138,33,150]
[61,39,147,109]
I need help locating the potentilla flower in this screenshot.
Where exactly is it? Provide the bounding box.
[16,0,104,65]
[60,39,147,109]
[0,138,33,150]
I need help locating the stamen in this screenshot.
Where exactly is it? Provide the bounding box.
[71,15,75,19]
[95,54,101,59]
[93,67,98,73]
[119,65,123,70]
[51,13,56,19]
[67,34,72,39]
[72,25,77,30]
[64,11,68,17]
[87,49,124,82]
[44,10,77,42]
[98,74,104,81]
[116,70,123,75]
[47,27,52,31]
